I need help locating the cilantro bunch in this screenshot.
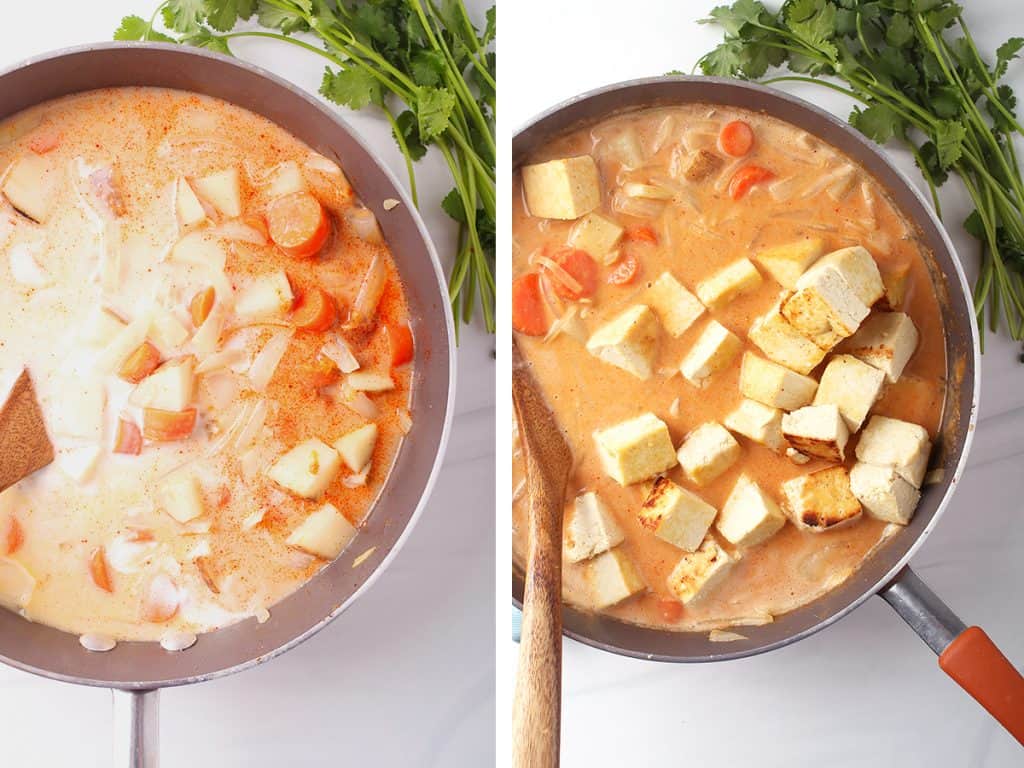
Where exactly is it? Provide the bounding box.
[116,0,496,336]
[698,0,1024,352]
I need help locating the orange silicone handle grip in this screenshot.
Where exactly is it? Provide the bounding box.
[939,626,1024,745]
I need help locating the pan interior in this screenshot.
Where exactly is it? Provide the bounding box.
[511,76,977,662]
[0,44,453,688]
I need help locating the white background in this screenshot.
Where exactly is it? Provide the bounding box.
[506,1,1024,766]
[0,1,496,766]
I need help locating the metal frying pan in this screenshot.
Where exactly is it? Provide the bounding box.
[0,44,456,765]
[512,76,1024,743]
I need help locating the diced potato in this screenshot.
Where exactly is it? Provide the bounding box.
[347,372,395,392]
[265,161,306,198]
[333,423,378,473]
[781,466,862,532]
[235,270,294,322]
[175,177,207,228]
[568,212,623,259]
[588,547,646,609]
[782,264,870,350]
[287,502,356,560]
[855,415,932,488]
[813,354,885,432]
[130,356,195,412]
[676,421,741,487]
[753,237,827,288]
[51,380,106,439]
[593,412,677,486]
[723,398,785,453]
[849,462,921,525]
[564,492,624,563]
[716,475,786,547]
[639,477,718,552]
[149,310,191,353]
[841,312,919,383]
[193,168,242,218]
[748,298,826,375]
[585,305,660,380]
[57,445,102,484]
[695,258,763,309]
[781,404,849,462]
[644,272,705,338]
[679,319,742,386]
[521,156,601,220]
[739,352,818,411]
[666,536,735,605]
[267,438,343,499]
[170,232,227,270]
[2,153,57,222]
[80,307,126,347]
[815,246,884,307]
[157,471,205,524]
[682,149,723,182]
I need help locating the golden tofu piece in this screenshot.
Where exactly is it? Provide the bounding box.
[782,266,870,350]
[849,462,921,525]
[564,492,624,563]
[522,155,601,220]
[813,354,886,432]
[593,412,678,486]
[682,149,723,182]
[739,352,818,411]
[676,421,741,487]
[748,298,827,375]
[644,272,706,338]
[639,477,718,552]
[680,319,742,386]
[716,475,787,547]
[666,536,736,605]
[568,212,623,259]
[781,404,850,462]
[879,263,911,310]
[585,305,660,380]
[753,236,827,288]
[724,398,786,453]
[855,415,932,488]
[841,312,919,383]
[816,246,885,307]
[781,466,862,532]
[588,547,646,609]
[696,258,763,309]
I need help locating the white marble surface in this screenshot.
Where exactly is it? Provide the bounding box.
[507,1,1024,765]
[0,2,495,766]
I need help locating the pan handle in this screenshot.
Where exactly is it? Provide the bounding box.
[881,566,1024,745]
[112,689,160,767]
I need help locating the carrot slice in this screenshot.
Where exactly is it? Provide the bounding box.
[607,254,640,285]
[195,556,220,594]
[545,247,599,300]
[388,323,414,367]
[658,598,684,623]
[267,192,331,259]
[119,342,161,384]
[113,418,142,456]
[291,287,338,332]
[512,273,549,336]
[143,408,196,442]
[729,165,774,200]
[28,128,62,155]
[719,120,754,157]
[90,547,113,593]
[190,287,215,327]
[623,226,658,244]
[5,518,24,556]
[305,354,341,389]
[141,573,179,623]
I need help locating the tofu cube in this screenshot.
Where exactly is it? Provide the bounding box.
[753,236,827,288]
[781,466,862,532]
[2,153,58,223]
[716,475,787,547]
[638,477,718,552]
[782,263,870,350]
[879,263,911,310]
[175,177,207,228]
[695,258,763,309]
[267,438,343,499]
[724,399,786,452]
[682,149,724,182]
[679,319,742,386]
[813,354,885,432]
[565,492,624,563]
[193,168,242,218]
[676,421,741,487]
[588,547,646,609]
[816,246,885,306]
[235,270,294,322]
[855,415,932,488]
[739,352,818,411]
[333,423,378,473]
[644,272,705,337]
[157,471,205,524]
[748,298,826,375]
[666,536,735,605]
[781,404,850,462]
[522,156,601,220]
[842,312,919,383]
[849,462,921,525]
[568,212,623,259]
[593,412,677,486]
[287,502,356,559]
[130,356,196,412]
[585,304,660,380]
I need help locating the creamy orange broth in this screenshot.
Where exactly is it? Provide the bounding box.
[0,87,412,643]
[512,104,946,632]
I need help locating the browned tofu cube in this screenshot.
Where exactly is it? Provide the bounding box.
[683,149,723,182]
[781,466,862,532]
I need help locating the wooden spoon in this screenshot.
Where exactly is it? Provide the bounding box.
[511,342,572,768]
[0,369,54,493]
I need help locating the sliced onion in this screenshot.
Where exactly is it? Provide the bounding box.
[649,115,676,156]
[345,207,383,244]
[396,407,412,434]
[350,254,387,324]
[211,218,268,245]
[543,304,586,344]
[532,254,582,296]
[768,176,800,202]
[621,182,674,200]
[9,242,51,287]
[233,398,268,452]
[207,401,252,457]
[320,336,360,373]
[339,383,379,419]
[248,329,293,392]
[196,348,248,375]
[611,190,665,219]
[242,509,266,530]
[709,630,748,642]
[713,157,746,194]
[191,306,225,360]
[305,152,343,176]
[343,468,369,488]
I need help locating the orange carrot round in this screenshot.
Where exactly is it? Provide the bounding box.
[190,287,215,327]
[607,254,640,286]
[119,342,161,384]
[388,323,414,368]
[291,287,338,332]
[719,120,754,157]
[143,408,197,442]
[546,247,599,300]
[267,192,331,259]
[729,165,774,200]
[512,272,549,336]
[90,547,113,593]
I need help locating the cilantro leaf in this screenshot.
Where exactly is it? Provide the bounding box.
[786,1,839,62]
[995,37,1024,79]
[925,4,961,31]
[417,87,456,141]
[934,120,967,168]
[204,0,256,33]
[393,110,427,162]
[411,50,446,87]
[163,0,206,34]
[182,27,233,55]
[916,141,950,187]
[699,40,745,77]
[320,67,383,110]
[481,6,496,47]
[850,102,906,143]
[258,4,309,34]
[987,84,1018,132]
[885,13,915,48]
[353,4,400,51]
[699,0,769,37]
[441,188,466,224]
[114,15,176,42]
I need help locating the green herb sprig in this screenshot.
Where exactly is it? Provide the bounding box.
[697,0,1024,353]
[116,0,496,336]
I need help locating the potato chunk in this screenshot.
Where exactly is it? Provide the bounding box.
[157,471,205,524]
[855,415,932,488]
[813,354,885,432]
[193,168,242,218]
[716,475,786,547]
[753,237,826,288]
[130,356,196,412]
[666,536,735,605]
[235,270,294,322]
[724,398,786,452]
[841,312,919,383]
[287,502,356,559]
[781,466,862,532]
[644,272,705,338]
[565,492,624,563]
[588,547,646,609]
[676,421,741,487]
[680,319,742,386]
[2,154,57,222]
[849,462,921,525]
[585,305,660,380]
[739,352,818,411]
[639,477,718,552]
[333,423,378,473]
[175,177,207,228]
[781,404,849,462]
[695,258,763,309]
[568,212,623,259]
[522,156,601,220]
[748,298,826,375]
[267,438,342,499]
[593,412,677,486]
